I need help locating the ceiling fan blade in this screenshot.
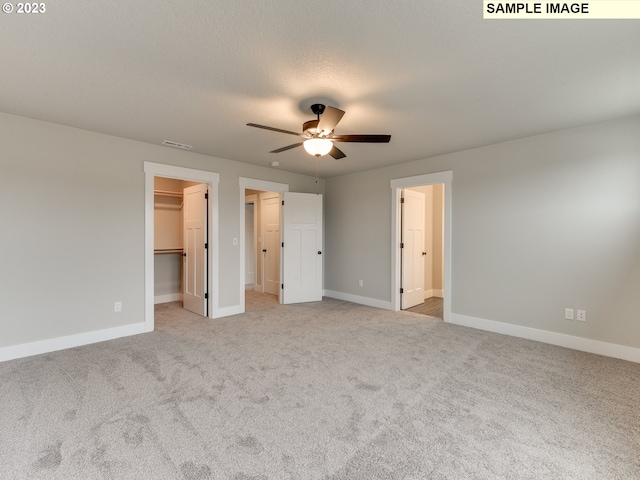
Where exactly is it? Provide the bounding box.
[317,107,345,135]
[247,123,301,136]
[270,142,303,153]
[332,134,391,143]
[328,145,346,159]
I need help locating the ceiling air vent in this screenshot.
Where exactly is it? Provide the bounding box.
[162,140,193,150]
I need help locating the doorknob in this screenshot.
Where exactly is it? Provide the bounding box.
[262,249,267,253]
[422,252,427,256]
[318,251,322,255]
[182,253,187,257]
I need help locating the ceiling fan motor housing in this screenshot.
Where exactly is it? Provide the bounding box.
[303,119,320,136]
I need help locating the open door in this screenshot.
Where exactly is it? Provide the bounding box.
[183,183,207,316]
[281,192,323,304]
[261,193,281,295]
[401,188,425,309]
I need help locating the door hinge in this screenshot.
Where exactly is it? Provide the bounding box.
[281,242,284,248]
[401,197,405,204]
[205,293,208,299]
[204,243,208,249]
[400,288,404,294]
[281,284,284,290]
[205,192,208,199]
[281,200,284,206]
[400,242,404,248]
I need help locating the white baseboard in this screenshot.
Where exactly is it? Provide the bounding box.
[450,313,640,364]
[213,304,244,318]
[423,289,444,300]
[154,293,183,304]
[323,290,392,310]
[0,322,147,363]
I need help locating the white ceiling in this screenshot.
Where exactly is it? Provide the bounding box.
[2,1,639,177]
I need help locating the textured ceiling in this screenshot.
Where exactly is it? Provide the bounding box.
[2,1,639,177]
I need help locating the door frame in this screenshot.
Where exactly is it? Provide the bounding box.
[144,162,220,332]
[390,171,452,322]
[239,177,289,312]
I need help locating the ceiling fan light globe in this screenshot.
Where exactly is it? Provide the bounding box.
[303,138,332,157]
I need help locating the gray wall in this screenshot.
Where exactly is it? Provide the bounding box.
[2,111,638,352]
[0,113,323,348]
[325,114,640,349]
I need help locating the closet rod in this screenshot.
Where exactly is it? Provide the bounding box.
[154,248,184,254]
[154,190,183,198]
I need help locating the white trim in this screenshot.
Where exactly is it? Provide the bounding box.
[323,290,393,310]
[154,293,183,304]
[0,323,147,363]
[390,171,453,322]
[144,162,220,330]
[450,313,640,364]
[422,289,443,300]
[239,177,289,313]
[212,304,244,318]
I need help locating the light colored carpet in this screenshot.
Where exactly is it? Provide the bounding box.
[0,293,638,479]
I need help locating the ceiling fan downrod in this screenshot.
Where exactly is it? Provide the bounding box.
[310,103,326,120]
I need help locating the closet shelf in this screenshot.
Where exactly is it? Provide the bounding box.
[154,248,184,254]
[154,189,183,198]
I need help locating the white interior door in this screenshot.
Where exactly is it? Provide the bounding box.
[282,192,323,304]
[261,193,280,295]
[401,188,425,309]
[183,184,207,316]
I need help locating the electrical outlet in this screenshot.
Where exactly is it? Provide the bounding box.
[576,310,586,321]
[359,280,364,287]
[565,308,574,320]
[114,302,122,313]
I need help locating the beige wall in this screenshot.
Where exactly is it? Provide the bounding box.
[0,112,323,348]
[325,114,640,349]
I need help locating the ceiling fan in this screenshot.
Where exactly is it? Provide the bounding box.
[247,104,391,159]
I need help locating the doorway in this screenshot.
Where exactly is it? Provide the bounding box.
[391,171,452,322]
[239,178,289,312]
[239,178,324,312]
[244,189,281,298]
[144,162,219,332]
[401,185,445,317]
[153,177,208,316]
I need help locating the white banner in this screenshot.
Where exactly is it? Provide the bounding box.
[484,1,640,19]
